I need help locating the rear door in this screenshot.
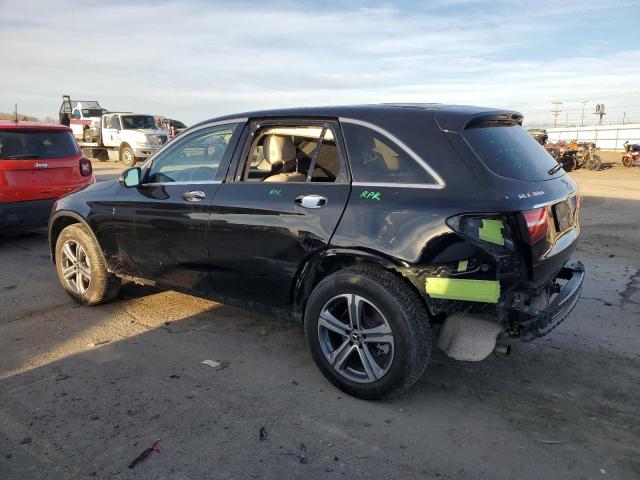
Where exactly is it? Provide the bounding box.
[0,128,83,202]
[207,119,351,306]
[111,121,244,293]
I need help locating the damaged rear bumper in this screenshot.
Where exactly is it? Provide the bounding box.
[512,262,585,341]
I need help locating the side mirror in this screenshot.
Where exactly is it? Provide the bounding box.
[119,167,141,188]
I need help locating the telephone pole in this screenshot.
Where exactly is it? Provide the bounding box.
[551,101,563,127]
[580,100,588,126]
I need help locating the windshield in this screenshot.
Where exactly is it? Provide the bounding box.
[82,108,103,118]
[0,130,79,159]
[463,124,562,181]
[173,120,187,129]
[121,115,157,130]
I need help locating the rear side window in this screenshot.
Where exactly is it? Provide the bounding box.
[342,122,438,185]
[0,130,79,159]
[463,124,562,181]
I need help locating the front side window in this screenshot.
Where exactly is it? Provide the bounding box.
[82,108,102,117]
[343,122,436,184]
[0,130,79,159]
[240,124,342,183]
[147,123,238,183]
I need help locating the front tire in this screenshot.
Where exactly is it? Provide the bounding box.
[55,224,121,305]
[120,145,136,167]
[622,155,634,167]
[304,266,431,400]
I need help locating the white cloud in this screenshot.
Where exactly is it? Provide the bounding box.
[1,0,639,125]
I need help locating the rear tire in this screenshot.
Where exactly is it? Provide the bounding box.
[120,145,136,167]
[304,266,431,400]
[55,224,121,305]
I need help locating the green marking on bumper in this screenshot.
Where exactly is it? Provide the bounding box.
[479,219,504,245]
[425,277,500,304]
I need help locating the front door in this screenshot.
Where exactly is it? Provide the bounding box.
[111,121,244,293]
[208,119,351,306]
[101,114,121,147]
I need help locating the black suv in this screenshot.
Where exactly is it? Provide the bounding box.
[49,104,584,399]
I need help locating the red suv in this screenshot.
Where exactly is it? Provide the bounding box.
[0,122,94,233]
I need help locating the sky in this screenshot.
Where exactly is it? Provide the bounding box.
[1,0,639,127]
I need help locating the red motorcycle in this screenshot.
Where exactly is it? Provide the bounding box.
[622,141,640,167]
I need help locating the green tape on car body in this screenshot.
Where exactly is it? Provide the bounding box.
[457,260,468,272]
[478,219,504,245]
[425,277,500,303]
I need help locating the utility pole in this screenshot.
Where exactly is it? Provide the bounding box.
[622,112,626,124]
[580,100,588,127]
[594,104,606,125]
[551,101,563,127]
[565,113,569,126]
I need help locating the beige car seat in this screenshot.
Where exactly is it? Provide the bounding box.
[262,134,307,183]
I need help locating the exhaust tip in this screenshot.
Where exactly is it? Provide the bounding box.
[493,344,512,355]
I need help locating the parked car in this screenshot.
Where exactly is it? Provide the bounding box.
[48,104,584,399]
[1,122,94,234]
[157,118,188,139]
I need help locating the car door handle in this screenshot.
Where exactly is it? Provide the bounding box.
[295,194,327,209]
[183,190,206,202]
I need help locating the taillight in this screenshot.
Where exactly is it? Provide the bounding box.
[80,157,92,177]
[446,214,515,251]
[522,207,549,244]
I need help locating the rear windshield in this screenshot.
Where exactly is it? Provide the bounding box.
[0,130,79,159]
[463,124,562,181]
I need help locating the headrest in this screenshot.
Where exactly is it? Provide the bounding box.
[263,134,296,165]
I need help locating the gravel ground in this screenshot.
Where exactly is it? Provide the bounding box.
[1,161,639,479]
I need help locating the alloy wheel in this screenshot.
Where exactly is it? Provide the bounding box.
[60,239,92,294]
[318,294,395,383]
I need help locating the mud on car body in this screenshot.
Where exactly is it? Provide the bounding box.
[48,104,584,399]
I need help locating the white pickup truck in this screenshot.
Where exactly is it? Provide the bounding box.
[65,99,105,143]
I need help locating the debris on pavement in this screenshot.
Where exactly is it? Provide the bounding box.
[201,359,230,370]
[87,340,109,347]
[535,439,569,445]
[298,443,308,464]
[128,439,160,469]
[19,437,31,445]
[258,426,268,442]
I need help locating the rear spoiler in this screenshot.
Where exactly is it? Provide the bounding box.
[435,107,524,133]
